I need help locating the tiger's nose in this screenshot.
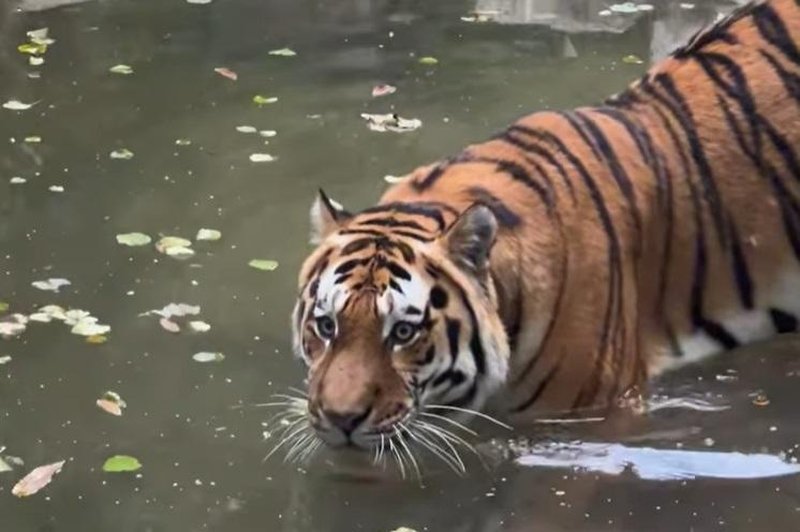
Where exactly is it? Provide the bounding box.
[323,408,371,436]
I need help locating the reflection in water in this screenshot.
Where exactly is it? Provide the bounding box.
[516,442,800,481]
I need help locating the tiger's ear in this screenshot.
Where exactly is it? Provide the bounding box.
[309,189,351,245]
[442,203,497,275]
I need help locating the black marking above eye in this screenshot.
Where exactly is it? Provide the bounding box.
[386,261,412,281]
[405,305,423,316]
[430,286,448,309]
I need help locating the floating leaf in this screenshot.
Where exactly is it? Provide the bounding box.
[248,259,279,271]
[71,319,111,337]
[24,136,42,143]
[18,42,47,55]
[214,67,237,81]
[155,236,191,254]
[175,138,192,146]
[361,113,422,133]
[196,228,221,241]
[249,153,275,163]
[165,246,195,258]
[0,302,8,312]
[29,56,44,66]
[12,461,65,497]
[622,54,644,65]
[189,320,211,333]
[159,317,181,333]
[235,125,257,134]
[418,56,438,65]
[102,455,141,473]
[0,355,11,364]
[110,148,134,160]
[96,391,126,416]
[3,100,36,111]
[193,351,225,363]
[144,303,201,319]
[116,232,152,247]
[27,28,53,45]
[253,95,278,105]
[259,130,277,138]
[109,64,133,75]
[10,177,26,184]
[186,0,213,4]
[680,2,695,8]
[86,334,107,344]
[268,47,297,57]
[49,185,64,193]
[372,84,397,97]
[32,278,71,293]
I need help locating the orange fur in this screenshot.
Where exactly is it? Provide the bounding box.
[293,0,800,441]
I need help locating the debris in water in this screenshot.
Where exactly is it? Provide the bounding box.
[193,351,225,363]
[31,278,71,293]
[361,113,422,133]
[372,84,397,97]
[418,56,438,65]
[3,100,37,111]
[12,461,66,497]
[96,391,127,416]
[268,48,297,57]
[253,95,278,106]
[196,228,222,241]
[102,455,141,472]
[248,259,279,271]
[622,54,644,65]
[159,317,181,333]
[116,232,152,247]
[109,64,133,75]
[110,148,134,160]
[214,67,238,81]
[249,153,275,163]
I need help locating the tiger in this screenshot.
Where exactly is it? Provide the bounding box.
[290,0,800,453]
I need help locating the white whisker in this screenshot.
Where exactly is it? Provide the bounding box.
[388,438,407,479]
[406,421,465,474]
[425,405,512,430]
[417,412,478,436]
[395,425,422,480]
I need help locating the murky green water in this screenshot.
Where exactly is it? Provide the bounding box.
[2,0,800,530]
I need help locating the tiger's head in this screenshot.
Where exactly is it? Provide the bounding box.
[291,190,510,449]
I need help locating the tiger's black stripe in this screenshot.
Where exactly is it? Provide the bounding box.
[770,308,799,333]
[557,111,603,160]
[760,49,800,104]
[509,124,624,408]
[753,2,800,66]
[652,72,729,249]
[498,130,577,201]
[469,156,553,212]
[571,110,644,241]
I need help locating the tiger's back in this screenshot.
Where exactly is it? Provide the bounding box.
[379,0,800,416]
[292,0,800,447]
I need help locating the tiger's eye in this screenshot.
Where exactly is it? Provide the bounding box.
[391,321,417,344]
[315,316,336,339]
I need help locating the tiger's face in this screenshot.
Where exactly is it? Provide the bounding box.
[291,191,510,449]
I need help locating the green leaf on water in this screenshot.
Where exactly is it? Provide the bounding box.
[0,302,8,313]
[268,47,297,57]
[102,455,141,473]
[109,64,133,75]
[418,56,438,65]
[252,94,279,106]
[18,42,47,55]
[116,232,152,247]
[248,259,279,271]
